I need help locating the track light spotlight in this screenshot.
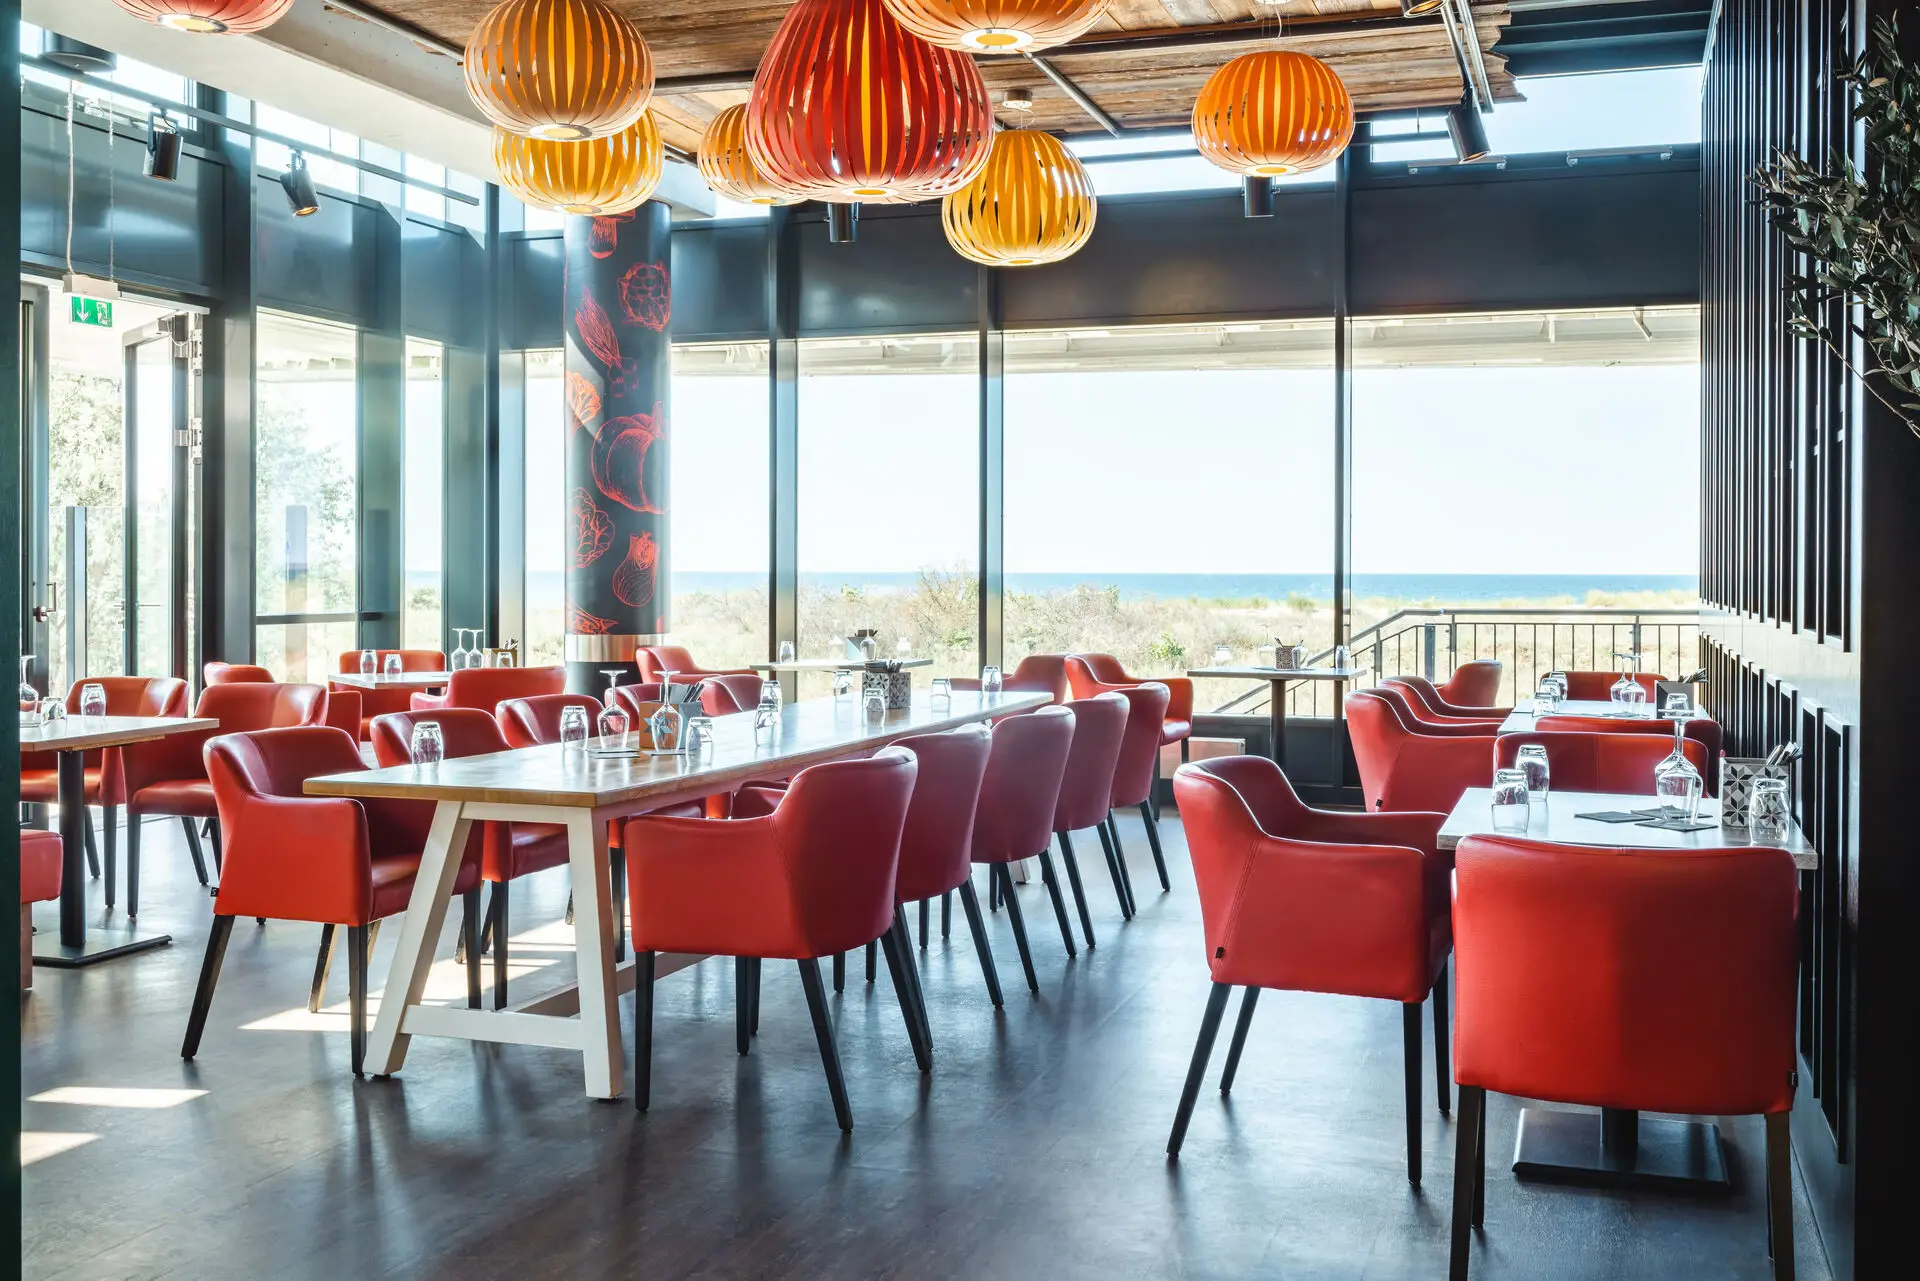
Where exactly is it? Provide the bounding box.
[1446,90,1491,163]
[827,201,859,244]
[145,112,182,181]
[280,150,320,216]
[1241,174,1274,219]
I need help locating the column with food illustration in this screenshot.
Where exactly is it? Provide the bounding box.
[562,203,671,693]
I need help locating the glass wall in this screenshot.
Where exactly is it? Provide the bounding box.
[404,338,445,653]
[523,348,566,665]
[1004,321,1336,695]
[255,311,359,681]
[797,334,979,692]
[671,343,770,669]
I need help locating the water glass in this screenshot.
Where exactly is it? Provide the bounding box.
[930,676,952,708]
[833,669,854,701]
[753,702,778,742]
[1655,765,1705,822]
[79,683,107,718]
[1212,644,1234,665]
[360,649,377,677]
[685,715,715,755]
[1749,777,1792,843]
[863,685,888,723]
[1333,645,1352,671]
[981,665,1003,696]
[410,721,444,766]
[558,705,589,747]
[18,655,38,713]
[39,696,64,724]
[597,704,631,749]
[1618,682,1649,717]
[1491,769,1531,831]
[778,640,796,664]
[1662,692,1690,719]
[760,679,783,714]
[1533,683,1560,714]
[384,653,403,678]
[1513,743,1550,797]
[494,649,514,668]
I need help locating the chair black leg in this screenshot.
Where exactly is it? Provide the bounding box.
[1107,813,1138,911]
[1220,986,1261,1095]
[832,950,846,993]
[918,897,930,950]
[1403,1002,1423,1184]
[1094,821,1132,920]
[348,924,370,1077]
[633,951,656,1111]
[181,914,236,1059]
[1139,803,1170,892]
[207,814,223,877]
[1168,981,1233,1156]
[1449,1085,1485,1281]
[1036,847,1076,958]
[957,878,1003,1008]
[989,867,1000,911]
[797,957,854,1131]
[181,817,209,885]
[1432,960,1452,1116]
[308,924,337,1013]
[993,864,1040,993]
[126,817,143,919]
[748,956,760,1036]
[1766,1112,1794,1280]
[1056,831,1096,949]
[610,852,628,964]
[491,881,511,1010]
[462,889,482,1010]
[103,805,117,909]
[1474,1086,1486,1229]
[892,906,933,1049]
[82,808,99,879]
[941,890,951,940]
[865,940,876,985]
[736,956,755,1055]
[878,927,932,1073]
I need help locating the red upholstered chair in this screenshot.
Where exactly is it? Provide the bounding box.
[322,688,362,742]
[1532,713,1725,789]
[636,644,757,688]
[1346,690,1496,814]
[1370,683,1505,735]
[1067,653,1193,753]
[1066,661,1176,895]
[1385,676,1512,720]
[496,693,605,749]
[21,676,189,905]
[409,665,565,714]
[20,830,62,990]
[1168,755,1451,1182]
[611,680,752,720]
[121,682,326,917]
[204,662,276,685]
[1494,732,1707,794]
[1437,660,1503,707]
[952,654,1070,704]
[186,726,483,1076]
[971,705,1076,993]
[1052,692,1134,932]
[1447,835,1799,1279]
[1554,670,1663,701]
[624,750,921,1129]
[335,649,446,739]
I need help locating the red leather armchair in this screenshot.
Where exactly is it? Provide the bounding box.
[1384,675,1512,720]
[1347,691,1496,814]
[1448,835,1798,1279]
[334,649,445,739]
[496,693,605,749]
[952,654,1070,704]
[611,680,752,721]
[1052,693,1132,934]
[21,676,189,907]
[186,726,483,1076]
[1065,660,1176,895]
[971,705,1076,993]
[1554,670,1663,701]
[1369,683,1505,734]
[624,750,920,1129]
[636,644,758,689]
[1067,653,1193,751]
[20,830,61,990]
[1437,660,1503,707]
[409,665,565,714]
[121,682,325,917]
[204,662,275,685]
[1494,731,1707,794]
[1169,755,1451,1182]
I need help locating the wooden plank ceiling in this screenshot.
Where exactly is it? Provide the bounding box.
[370,0,1515,155]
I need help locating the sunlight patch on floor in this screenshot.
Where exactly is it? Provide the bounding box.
[21,1132,100,1165]
[239,949,562,1032]
[29,1087,208,1110]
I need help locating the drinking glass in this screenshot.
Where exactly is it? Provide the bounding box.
[647,701,683,753]
[1491,769,1530,831]
[1533,683,1560,714]
[1653,719,1704,818]
[1618,682,1649,717]
[360,649,377,677]
[863,684,888,723]
[1543,673,1568,701]
[859,634,879,662]
[685,715,715,756]
[601,669,626,708]
[558,705,589,746]
[384,653,403,678]
[410,720,444,766]
[1212,644,1233,665]
[1662,692,1690,719]
[39,695,63,724]
[981,665,1003,696]
[597,703,631,749]
[930,676,952,708]
[760,679,783,714]
[778,640,796,664]
[494,649,514,668]
[1513,743,1550,797]
[1749,777,1791,842]
[79,683,107,718]
[833,669,854,701]
[18,656,38,713]
[1333,645,1352,671]
[753,701,778,742]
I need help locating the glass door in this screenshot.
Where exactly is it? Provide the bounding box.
[19,283,52,702]
[123,315,192,679]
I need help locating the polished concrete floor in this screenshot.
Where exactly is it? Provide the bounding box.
[22,807,1832,1281]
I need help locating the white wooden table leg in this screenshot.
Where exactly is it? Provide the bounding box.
[566,810,624,1099]
[366,800,472,1076]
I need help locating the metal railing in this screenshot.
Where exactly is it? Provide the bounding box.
[1210,606,1701,719]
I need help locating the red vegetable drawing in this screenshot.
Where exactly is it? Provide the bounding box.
[575,288,621,370]
[619,260,671,331]
[570,488,614,568]
[611,532,659,608]
[566,372,602,432]
[591,402,666,515]
[567,602,619,635]
[606,356,645,401]
[589,212,634,259]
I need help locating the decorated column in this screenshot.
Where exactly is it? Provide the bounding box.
[562,202,672,693]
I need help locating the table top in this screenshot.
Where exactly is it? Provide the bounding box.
[1438,788,1818,869]
[1499,699,1712,734]
[306,689,1048,809]
[1187,667,1366,682]
[750,658,935,672]
[19,715,219,753]
[331,671,455,689]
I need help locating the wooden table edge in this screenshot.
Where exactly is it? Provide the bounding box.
[18,716,221,753]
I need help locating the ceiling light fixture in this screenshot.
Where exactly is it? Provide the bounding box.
[494,112,664,215]
[279,151,320,216]
[1400,0,1445,16]
[696,105,805,207]
[943,129,1096,267]
[880,0,1111,54]
[1446,89,1491,162]
[145,113,182,181]
[465,0,655,142]
[44,37,117,74]
[1193,51,1355,218]
[111,0,295,34]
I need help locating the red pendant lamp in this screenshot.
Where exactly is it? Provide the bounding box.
[1192,50,1355,178]
[111,0,294,33]
[746,0,995,204]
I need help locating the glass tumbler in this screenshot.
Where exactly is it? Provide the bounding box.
[597,704,631,750]
[760,679,783,713]
[384,653,403,678]
[1213,644,1234,665]
[778,640,796,664]
[360,649,377,677]
[1491,768,1530,831]
[410,721,444,766]
[685,715,715,755]
[558,705,589,747]
[1514,743,1550,797]
[981,666,1003,695]
[833,669,854,701]
[1749,777,1792,843]
[930,676,952,708]
[863,684,888,722]
[79,683,107,718]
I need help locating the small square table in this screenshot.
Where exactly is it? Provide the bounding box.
[1185,667,1366,774]
[329,671,456,691]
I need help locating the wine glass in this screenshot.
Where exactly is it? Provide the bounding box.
[384,653,403,679]
[410,720,444,766]
[1653,719,1703,817]
[558,705,589,746]
[930,676,952,708]
[1513,743,1550,798]
[79,683,107,719]
[1618,681,1649,718]
[833,669,854,701]
[1491,769,1530,831]
[601,669,626,707]
[360,649,377,677]
[596,701,631,749]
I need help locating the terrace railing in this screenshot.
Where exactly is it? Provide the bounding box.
[1208,606,1701,720]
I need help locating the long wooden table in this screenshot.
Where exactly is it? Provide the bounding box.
[306,689,1048,1098]
[1441,786,1815,1192]
[21,715,218,966]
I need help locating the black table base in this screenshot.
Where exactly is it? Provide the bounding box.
[33,924,173,969]
[42,746,172,967]
[1512,1106,1730,1191]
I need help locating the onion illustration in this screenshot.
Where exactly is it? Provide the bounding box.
[611,532,659,608]
[591,402,666,514]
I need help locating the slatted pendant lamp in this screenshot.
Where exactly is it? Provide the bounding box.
[1192,50,1355,178]
[110,0,294,33]
[746,0,995,205]
[697,105,805,207]
[465,0,655,142]
[943,130,1096,267]
[880,0,1111,53]
[494,112,664,215]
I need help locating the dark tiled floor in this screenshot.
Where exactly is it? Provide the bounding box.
[22,808,1831,1280]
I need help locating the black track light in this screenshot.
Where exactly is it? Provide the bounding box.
[1242,174,1274,219]
[145,112,182,182]
[1446,90,1492,163]
[280,150,320,216]
[827,201,859,244]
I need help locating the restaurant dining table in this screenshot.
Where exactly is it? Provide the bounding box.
[20,714,218,966]
[1185,666,1365,776]
[749,658,935,673]
[1440,785,1816,1192]
[306,688,1049,1099]
[1497,698,1714,734]
[329,670,456,691]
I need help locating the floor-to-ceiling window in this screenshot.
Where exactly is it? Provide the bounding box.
[672,342,770,669]
[1350,307,1702,704]
[797,334,979,693]
[1004,321,1336,709]
[254,311,359,681]
[403,338,445,653]
[523,348,565,665]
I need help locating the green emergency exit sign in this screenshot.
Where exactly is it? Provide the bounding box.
[70,296,114,328]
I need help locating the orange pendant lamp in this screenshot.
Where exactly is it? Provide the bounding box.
[880,0,1111,53]
[111,0,294,33]
[697,105,805,207]
[465,0,655,142]
[1192,50,1355,177]
[494,112,663,215]
[943,130,1096,267]
[746,0,995,204]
